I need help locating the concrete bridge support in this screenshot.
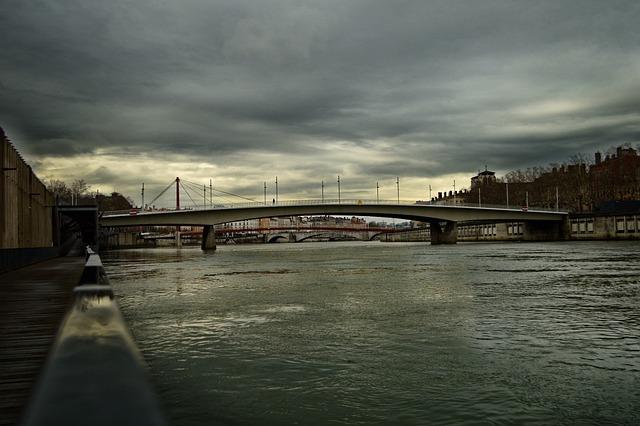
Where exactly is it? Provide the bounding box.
[175,229,182,248]
[201,225,217,251]
[522,219,568,242]
[430,221,458,245]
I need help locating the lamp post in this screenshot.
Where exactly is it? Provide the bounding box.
[428,184,432,203]
[453,179,456,205]
[321,180,324,203]
[555,186,559,211]
[506,182,509,209]
[337,175,341,204]
[396,176,400,205]
[478,186,482,208]
[175,177,180,210]
[175,177,181,248]
[275,176,278,204]
[376,182,380,204]
[263,181,267,205]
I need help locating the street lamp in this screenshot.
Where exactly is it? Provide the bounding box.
[396,176,400,205]
[275,176,278,204]
[337,175,341,204]
[453,179,456,205]
[506,182,509,209]
[321,180,324,203]
[376,182,380,204]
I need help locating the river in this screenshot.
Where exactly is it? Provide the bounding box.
[103,241,640,425]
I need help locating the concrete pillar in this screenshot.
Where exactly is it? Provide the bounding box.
[430,221,457,245]
[0,132,5,247]
[522,220,568,241]
[201,225,217,251]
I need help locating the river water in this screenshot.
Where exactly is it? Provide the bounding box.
[103,241,640,425]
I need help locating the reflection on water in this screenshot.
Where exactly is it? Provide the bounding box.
[103,241,640,425]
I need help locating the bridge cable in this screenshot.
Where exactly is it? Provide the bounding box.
[180,180,215,206]
[180,181,202,207]
[179,182,199,208]
[182,180,218,206]
[209,188,256,203]
[180,179,255,204]
[182,179,256,203]
[146,180,177,207]
[181,179,225,202]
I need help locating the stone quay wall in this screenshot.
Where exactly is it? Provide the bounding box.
[569,214,640,240]
[380,214,640,243]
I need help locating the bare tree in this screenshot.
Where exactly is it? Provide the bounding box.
[568,153,592,166]
[46,179,72,202]
[70,179,90,196]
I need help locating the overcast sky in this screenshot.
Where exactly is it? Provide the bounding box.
[1,0,639,206]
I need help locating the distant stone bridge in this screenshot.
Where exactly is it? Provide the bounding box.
[263,230,374,243]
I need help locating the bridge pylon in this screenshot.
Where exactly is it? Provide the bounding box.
[202,225,217,251]
[430,221,457,245]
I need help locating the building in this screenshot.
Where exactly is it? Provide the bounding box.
[434,189,467,205]
[471,168,497,188]
[589,146,640,206]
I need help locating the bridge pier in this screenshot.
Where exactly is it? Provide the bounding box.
[430,221,458,245]
[201,225,217,251]
[522,219,568,241]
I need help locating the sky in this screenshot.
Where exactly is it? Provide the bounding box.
[1,0,639,207]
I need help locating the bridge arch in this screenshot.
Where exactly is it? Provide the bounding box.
[267,235,289,243]
[296,232,359,242]
[368,232,385,241]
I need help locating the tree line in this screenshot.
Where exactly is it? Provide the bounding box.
[46,179,134,211]
[464,144,640,212]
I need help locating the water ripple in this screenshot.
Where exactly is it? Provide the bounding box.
[104,241,640,425]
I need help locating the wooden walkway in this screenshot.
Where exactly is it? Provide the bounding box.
[0,257,85,425]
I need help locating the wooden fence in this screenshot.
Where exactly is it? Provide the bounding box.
[1,129,55,249]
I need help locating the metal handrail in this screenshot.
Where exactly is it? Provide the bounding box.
[22,249,167,426]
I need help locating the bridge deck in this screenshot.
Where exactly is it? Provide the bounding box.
[0,257,85,426]
[101,203,567,228]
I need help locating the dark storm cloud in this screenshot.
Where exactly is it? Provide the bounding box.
[1,0,639,198]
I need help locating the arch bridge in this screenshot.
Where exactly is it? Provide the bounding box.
[100,200,568,250]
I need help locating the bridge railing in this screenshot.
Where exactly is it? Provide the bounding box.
[102,199,565,217]
[23,248,167,426]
